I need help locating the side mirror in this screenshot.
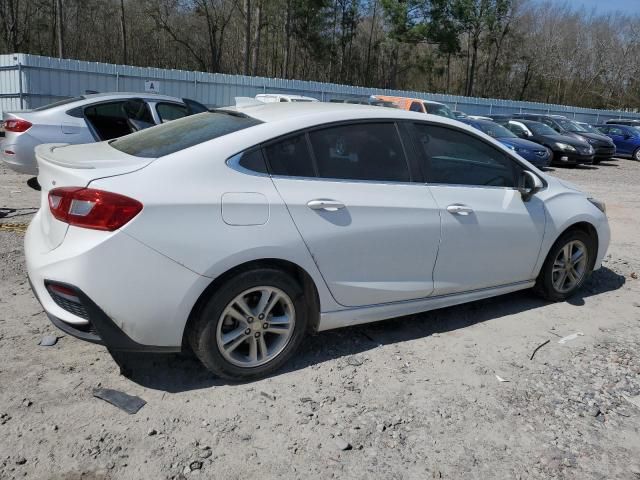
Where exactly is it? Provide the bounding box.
[519,170,543,201]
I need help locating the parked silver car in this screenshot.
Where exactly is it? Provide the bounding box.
[0,93,207,175]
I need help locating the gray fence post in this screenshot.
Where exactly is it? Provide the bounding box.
[18,62,24,109]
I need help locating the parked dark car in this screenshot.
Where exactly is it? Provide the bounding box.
[512,114,615,164]
[605,119,640,127]
[596,124,640,161]
[461,118,551,168]
[498,119,594,166]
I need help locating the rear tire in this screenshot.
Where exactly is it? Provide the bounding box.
[534,229,596,301]
[633,148,640,161]
[188,268,309,380]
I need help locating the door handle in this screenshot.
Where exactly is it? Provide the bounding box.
[307,199,345,212]
[446,204,474,215]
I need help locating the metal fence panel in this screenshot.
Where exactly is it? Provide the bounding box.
[1,53,639,124]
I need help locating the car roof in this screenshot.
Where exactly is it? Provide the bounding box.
[224,101,459,126]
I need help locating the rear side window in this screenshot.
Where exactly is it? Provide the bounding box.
[411,123,516,187]
[309,123,410,182]
[410,102,423,112]
[156,102,188,122]
[263,134,315,177]
[110,111,262,158]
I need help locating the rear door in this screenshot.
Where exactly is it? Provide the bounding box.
[408,122,546,295]
[267,121,441,307]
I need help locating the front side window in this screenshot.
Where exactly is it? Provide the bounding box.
[411,123,517,188]
[507,122,529,136]
[263,134,315,177]
[410,102,423,112]
[156,102,189,122]
[308,123,410,182]
[526,122,557,136]
[427,103,455,119]
[608,127,625,136]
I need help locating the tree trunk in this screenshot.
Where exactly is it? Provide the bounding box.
[243,0,252,75]
[283,0,291,78]
[119,0,127,64]
[252,0,262,76]
[56,0,64,58]
[466,36,479,96]
[365,0,378,85]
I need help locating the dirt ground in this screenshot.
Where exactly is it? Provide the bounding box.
[0,158,639,480]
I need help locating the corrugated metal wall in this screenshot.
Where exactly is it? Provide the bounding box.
[1,53,639,124]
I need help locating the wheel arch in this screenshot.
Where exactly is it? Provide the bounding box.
[541,220,599,271]
[182,258,321,348]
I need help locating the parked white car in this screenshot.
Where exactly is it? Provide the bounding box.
[255,93,318,103]
[1,93,207,176]
[25,103,610,380]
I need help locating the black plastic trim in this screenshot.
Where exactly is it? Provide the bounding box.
[30,278,180,353]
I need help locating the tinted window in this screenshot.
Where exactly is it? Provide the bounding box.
[157,102,189,122]
[309,123,410,182]
[507,122,528,136]
[237,148,268,174]
[111,111,262,158]
[474,121,517,138]
[263,134,315,177]
[411,123,516,187]
[410,102,423,112]
[526,122,557,136]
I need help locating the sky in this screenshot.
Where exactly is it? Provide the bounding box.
[551,0,640,14]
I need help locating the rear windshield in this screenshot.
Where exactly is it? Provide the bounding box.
[33,96,85,111]
[110,111,263,158]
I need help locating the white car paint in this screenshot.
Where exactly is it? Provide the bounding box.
[25,103,610,352]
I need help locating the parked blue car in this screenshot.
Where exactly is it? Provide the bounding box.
[460,118,552,168]
[595,124,640,161]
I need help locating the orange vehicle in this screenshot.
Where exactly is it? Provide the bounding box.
[372,95,455,119]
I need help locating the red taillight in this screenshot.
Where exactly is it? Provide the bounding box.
[4,119,32,133]
[48,187,143,231]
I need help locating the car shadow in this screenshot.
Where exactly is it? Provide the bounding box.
[572,164,598,170]
[596,161,620,167]
[111,266,625,393]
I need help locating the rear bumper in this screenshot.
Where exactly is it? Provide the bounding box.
[29,277,179,352]
[25,212,210,350]
[0,137,39,175]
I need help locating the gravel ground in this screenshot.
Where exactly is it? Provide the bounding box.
[0,158,639,480]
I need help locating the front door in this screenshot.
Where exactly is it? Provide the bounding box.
[408,122,546,295]
[265,122,441,307]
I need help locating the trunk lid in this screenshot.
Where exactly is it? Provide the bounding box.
[35,141,153,250]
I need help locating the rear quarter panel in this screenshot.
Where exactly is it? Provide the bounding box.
[91,129,342,315]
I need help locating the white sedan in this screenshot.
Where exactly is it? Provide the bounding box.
[25,102,610,380]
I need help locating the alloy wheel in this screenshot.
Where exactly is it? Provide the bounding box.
[552,240,589,293]
[216,286,295,368]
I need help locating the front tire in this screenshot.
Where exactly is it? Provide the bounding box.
[188,268,309,380]
[633,148,640,161]
[534,230,596,301]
